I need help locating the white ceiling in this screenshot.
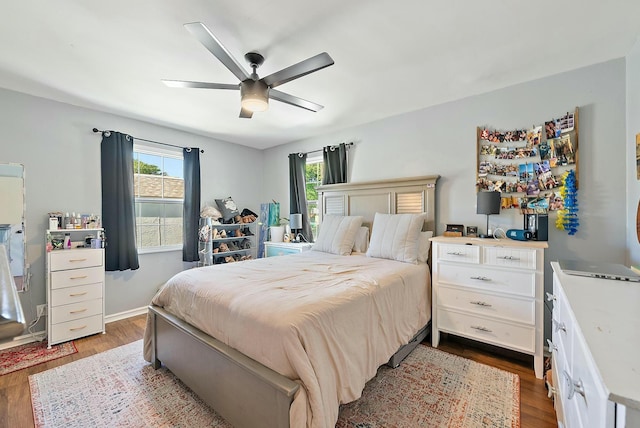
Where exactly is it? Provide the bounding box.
[1,1,639,149]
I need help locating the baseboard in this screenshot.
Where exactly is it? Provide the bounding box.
[105,306,148,324]
[0,330,46,350]
[0,307,148,351]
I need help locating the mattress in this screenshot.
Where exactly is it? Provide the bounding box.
[143,251,431,428]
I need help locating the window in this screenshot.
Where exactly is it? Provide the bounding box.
[305,155,323,239]
[133,146,183,252]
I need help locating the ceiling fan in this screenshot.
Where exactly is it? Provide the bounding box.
[162,22,335,118]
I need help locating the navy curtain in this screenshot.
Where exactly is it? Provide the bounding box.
[322,143,348,184]
[182,148,201,262]
[288,153,313,242]
[101,131,139,271]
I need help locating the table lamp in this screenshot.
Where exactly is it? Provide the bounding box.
[289,213,303,242]
[477,191,501,238]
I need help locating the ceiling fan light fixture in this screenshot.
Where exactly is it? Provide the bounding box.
[241,80,269,112]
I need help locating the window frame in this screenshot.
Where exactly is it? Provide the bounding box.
[305,154,323,241]
[133,143,184,254]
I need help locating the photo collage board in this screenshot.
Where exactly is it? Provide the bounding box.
[476,108,579,213]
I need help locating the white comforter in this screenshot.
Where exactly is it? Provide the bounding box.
[143,251,430,428]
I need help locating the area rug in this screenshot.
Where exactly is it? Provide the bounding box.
[0,340,76,376]
[29,340,519,428]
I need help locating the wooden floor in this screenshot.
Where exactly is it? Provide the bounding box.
[0,315,557,427]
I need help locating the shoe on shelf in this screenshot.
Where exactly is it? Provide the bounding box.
[218,243,230,253]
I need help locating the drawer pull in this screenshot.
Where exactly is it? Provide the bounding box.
[470,301,492,307]
[69,308,88,314]
[498,256,520,261]
[69,258,88,262]
[69,325,87,331]
[69,275,88,280]
[563,371,586,399]
[470,276,491,281]
[553,320,567,333]
[69,292,88,297]
[470,325,492,333]
[545,292,556,302]
[547,339,558,353]
[447,252,464,256]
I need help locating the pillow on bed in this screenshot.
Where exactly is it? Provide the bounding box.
[417,231,434,263]
[312,215,363,256]
[352,226,370,253]
[215,197,240,222]
[366,213,426,264]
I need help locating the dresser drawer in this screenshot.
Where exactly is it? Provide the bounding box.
[571,331,613,427]
[552,285,574,367]
[50,298,102,324]
[437,286,535,325]
[49,314,103,344]
[436,244,480,264]
[50,266,104,289]
[49,249,103,271]
[51,282,103,307]
[265,245,302,257]
[438,263,536,298]
[483,246,537,270]
[438,309,535,353]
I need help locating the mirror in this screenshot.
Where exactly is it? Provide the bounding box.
[0,164,26,291]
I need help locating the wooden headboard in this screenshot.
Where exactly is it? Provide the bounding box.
[316,175,439,231]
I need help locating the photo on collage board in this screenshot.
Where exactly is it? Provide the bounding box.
[519,163,534,182]
[554,134,575,165]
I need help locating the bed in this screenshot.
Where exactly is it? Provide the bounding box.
[143,175,439,428]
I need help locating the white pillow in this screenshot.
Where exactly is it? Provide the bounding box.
[418,231,434,263]
[366,213,426,264]
[352,226,370,253]
[312,215,363,256]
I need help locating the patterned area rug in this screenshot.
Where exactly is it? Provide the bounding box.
[29,340,519,428]
[0,341,77,376]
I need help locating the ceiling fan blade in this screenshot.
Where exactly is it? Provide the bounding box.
[162,80,239,90]
[269,89,324,112]
[261,52,334,88]
[184,22,250,82]
[239,107,253,119]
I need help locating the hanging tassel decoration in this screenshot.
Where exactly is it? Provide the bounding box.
[555,170,579,235]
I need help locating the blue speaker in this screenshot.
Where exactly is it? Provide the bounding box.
[506,229,533,241]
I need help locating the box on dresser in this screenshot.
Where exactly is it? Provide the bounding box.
[430,236,547,379]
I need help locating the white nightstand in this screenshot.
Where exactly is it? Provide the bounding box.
[264,241,313,257]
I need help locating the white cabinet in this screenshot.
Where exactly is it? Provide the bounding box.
[46,236,105,348]
[431,236,547,379]
[550,262,640,428]
[198,218,257,266]
[264,241,313,257]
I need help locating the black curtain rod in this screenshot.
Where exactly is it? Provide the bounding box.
[302,142,353,156]
[92,128,204,153]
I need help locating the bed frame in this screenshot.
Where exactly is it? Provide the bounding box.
[148,175,439,428]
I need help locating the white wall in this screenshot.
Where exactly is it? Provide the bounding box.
[263,58,627,339]
[0,87,263,332]
[627,38,640,267]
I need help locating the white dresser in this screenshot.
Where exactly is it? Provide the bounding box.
[46,248,105,347]
[430,236,547,379]
[550,262,640,428]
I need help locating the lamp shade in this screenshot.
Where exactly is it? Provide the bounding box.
[290,213,303,229]
[241,80,269,112]
[477,191,501,215]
